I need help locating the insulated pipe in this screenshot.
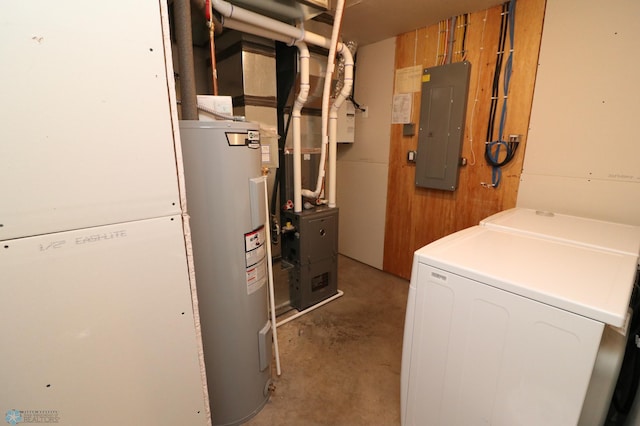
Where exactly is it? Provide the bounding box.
[328,43,353,208]
[175,0,199,119]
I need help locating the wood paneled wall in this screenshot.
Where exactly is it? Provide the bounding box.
[383,0,546,279]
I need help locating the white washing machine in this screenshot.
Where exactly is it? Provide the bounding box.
[480,208,640,425]
[401,216,640,425]
[479,208,640,257]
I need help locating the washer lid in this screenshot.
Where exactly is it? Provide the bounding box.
[415,226,638,327]
[480,208,640,256]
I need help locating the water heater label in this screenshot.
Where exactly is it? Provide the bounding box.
[246,258,267,295]
[244,226,266,256]
[244,226,267,294]
[246,244,265,268]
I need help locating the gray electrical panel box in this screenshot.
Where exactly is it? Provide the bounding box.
[416,61,471,191]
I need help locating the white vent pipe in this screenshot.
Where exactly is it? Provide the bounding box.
[328,43,353,208]
[292,43,310,214]
[222,17,311,213]
[300,0,346,204]
[213,0,331,49]
[213,0,350,212]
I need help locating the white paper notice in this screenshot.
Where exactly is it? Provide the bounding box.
[244,226,267,294]
[246,258,267,295]
[392,93,412,124]
[261,144,270,163]
[394,65,422,94]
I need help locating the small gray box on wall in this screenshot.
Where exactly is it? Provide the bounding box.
[416,61,471,191]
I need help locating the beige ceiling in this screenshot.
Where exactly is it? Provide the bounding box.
[339,0,506,46]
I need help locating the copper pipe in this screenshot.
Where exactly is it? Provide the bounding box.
[209,21,219,95]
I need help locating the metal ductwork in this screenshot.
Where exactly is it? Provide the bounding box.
[225,0,329,23]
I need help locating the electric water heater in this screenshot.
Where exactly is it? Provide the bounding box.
[180,120,272,426]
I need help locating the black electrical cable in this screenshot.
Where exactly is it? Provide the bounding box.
[485,2,509,144]
[461,14,469,61]
[348,95,367,112]
[485,0,519,187]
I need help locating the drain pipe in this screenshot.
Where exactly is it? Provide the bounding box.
[175,0,198,119]
[328,43,353,208]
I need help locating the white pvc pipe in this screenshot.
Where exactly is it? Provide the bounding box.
[292,42,310,213]
[261,176,281,376]
[301,0,346,202]
[222,18,295,45]
[214,0,353,209]
[213,0,331,49]
[328,43,353,207]
[276,290,344,328]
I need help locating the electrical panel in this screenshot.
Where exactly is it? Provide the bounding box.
[415,61,471,191]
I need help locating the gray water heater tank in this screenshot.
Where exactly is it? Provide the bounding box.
[179,120,272,426]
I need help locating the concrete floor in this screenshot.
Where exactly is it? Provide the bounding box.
[246,255,410,426]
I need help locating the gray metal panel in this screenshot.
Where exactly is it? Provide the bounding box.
[416,61,471,191]
[282,207,339,310]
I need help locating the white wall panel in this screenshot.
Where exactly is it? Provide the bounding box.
[0,1,181,240]
[336,37,395,268]
[519,0,640,224]
[337,161,389,269]
[518,174,640,226]
[0,216,207,425]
